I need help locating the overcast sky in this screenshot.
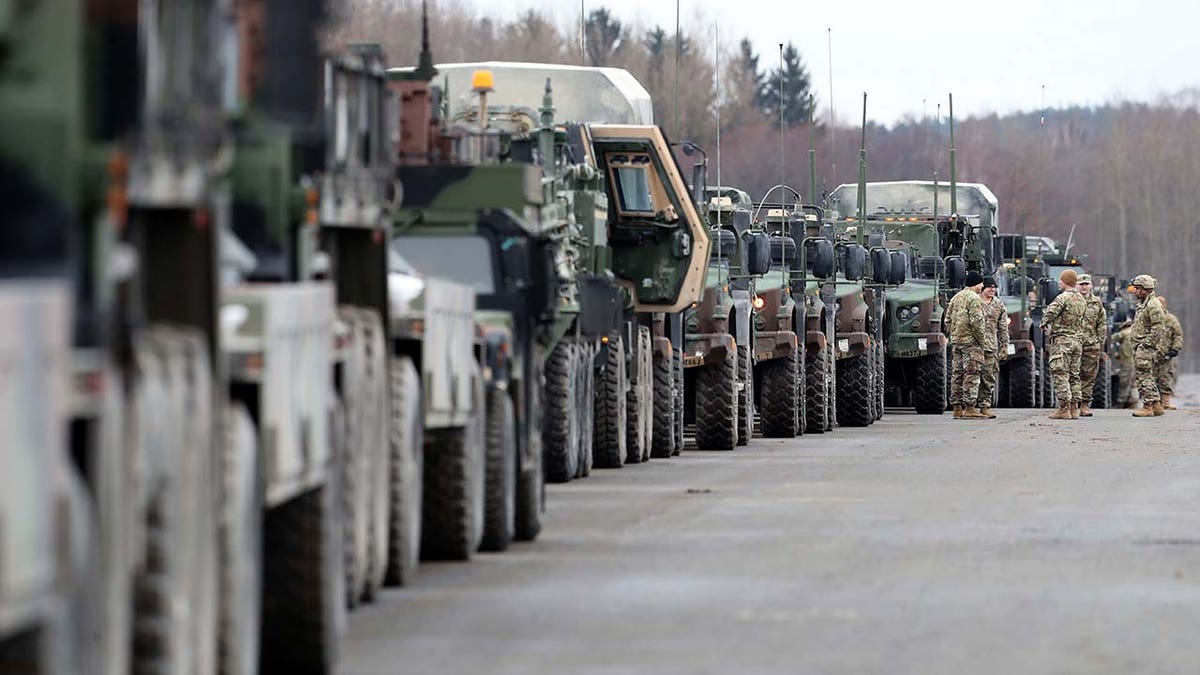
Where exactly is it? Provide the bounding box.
[465,0,1200,125]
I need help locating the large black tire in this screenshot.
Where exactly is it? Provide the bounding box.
[944,344,955,411]
[625,327,653,463]
[836,352,873,427]
[576,341,595,476]
[651,351,676,458]
[260,479,345,675]
[1006,351,1036,408]
[421,371,485,560]
[385,357,422,587]
[805,343,830,433]
[132,329,218,675]
[737,342,754,445]
[593,332,628,468]
[220,404,263,675]
[514,403,544,543]
[694,346,738,450]
[759,350,800,438]
[1091,354,1112,409]
[912,349,947,415]
[542,341,579,483]
[336,395,362,610]
[480,389,516,552]
[671,348,685,455]
[795,342,807,435]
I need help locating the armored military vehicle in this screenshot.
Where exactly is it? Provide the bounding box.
[682,188,770,448]
[401,61,710,471]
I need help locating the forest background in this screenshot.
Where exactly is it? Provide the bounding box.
[331,0,1200,371]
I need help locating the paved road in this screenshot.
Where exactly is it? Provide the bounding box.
[341,407,1200,674]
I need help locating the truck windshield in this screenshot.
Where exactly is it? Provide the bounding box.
[394,235,496,294]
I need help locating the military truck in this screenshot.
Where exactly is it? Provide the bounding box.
[681,188,770,448]
[753,201,808,438]
[405,61,709,470]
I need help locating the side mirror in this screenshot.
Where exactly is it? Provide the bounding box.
[945,257,966,289]
[842,244,867,282]
[534,240,560,321]
[713,228,738,258]
[691,163,706,209]
[1008,275,1035,297]
[808,239,835,279]
[745,232,771,276]
[769,235,797,268]
[889,251,908,285]
[870,248,890,285]
[1038,276,1059,303]
[917,255,945,280]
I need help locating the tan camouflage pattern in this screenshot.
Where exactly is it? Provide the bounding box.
[1131,292,1167,403]
[1080,294,1107,347]
[1042,288,1086,404]
[1040,288,1087,341]
[1155,311,1184,395]
[1111,325,1135,407]
[1080,344,1102,403]
[946,288,988,347]
[975,296,1008,408]
[1049,337,1083,404]
[951,344,985,407]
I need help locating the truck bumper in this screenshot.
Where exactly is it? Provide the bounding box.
[754,330,798,363]
[805,330,828,353]
[834,331,872,360]
[683,333,736,368]
[887,331,947,359]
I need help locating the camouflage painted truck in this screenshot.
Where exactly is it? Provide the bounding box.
[755,201,848,437]
[416,61,709,472]
[682,187,772,449]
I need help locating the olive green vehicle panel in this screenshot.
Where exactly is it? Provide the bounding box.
[588,125,710,313]
[397,163,544,218]
[885,278,946,358]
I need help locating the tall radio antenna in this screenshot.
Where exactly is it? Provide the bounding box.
[827,28,836,186]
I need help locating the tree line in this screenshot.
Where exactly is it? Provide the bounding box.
[330,1,1197,372]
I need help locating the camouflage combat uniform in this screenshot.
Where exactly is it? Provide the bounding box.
[976,295,1009,408]
[1040,288,1086,405]
[1130,291,1167,404]
[1156,310,1183,395]
[1078,292,1108,404]
[946,288,989,407]
[1111,325,1135,408]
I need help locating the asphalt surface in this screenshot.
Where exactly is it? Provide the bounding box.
[341,396,1200,674]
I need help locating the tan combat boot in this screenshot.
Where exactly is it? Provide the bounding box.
[1162,394,1177,410]
[979,406,997,419]
[1131,401,1156,417]
[1069,402,1079,419]
[1153,401,1165,416]
[953,405,963,419]
[961,406,988,419]
[1079,403,1093,417]
[1049,404,1071,420]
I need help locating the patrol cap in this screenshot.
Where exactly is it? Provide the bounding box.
[982,276,997,288]
[1131,274,1156,289]
[1077,273,1092,284]
[1059,269,1078,286]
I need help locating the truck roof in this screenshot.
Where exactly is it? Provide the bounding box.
[387,61,654,125]
[829,180,999,232]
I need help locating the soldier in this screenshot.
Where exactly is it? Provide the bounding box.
[946,270,989,420]
[1040,269,1086,420]
[975,276,1008,419]
[1156,295,1184,410]
[1111,319,1136,408]
[1128,274,1168,417]
[1076,274,1107,417]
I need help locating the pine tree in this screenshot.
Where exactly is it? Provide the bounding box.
[759,42,816,127]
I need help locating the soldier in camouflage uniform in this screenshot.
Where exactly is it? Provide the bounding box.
[946,270,989,420]
[1040,269,1087,420]
[1111,320,1136,408]
[975,276,1008,418]
[1076,274,1107,417]
[1155,295,1184,410]
[1129,274,1168,417]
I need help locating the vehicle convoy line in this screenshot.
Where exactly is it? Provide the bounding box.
[341,408,1200,675]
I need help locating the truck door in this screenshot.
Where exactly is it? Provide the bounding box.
[588,125,710,313]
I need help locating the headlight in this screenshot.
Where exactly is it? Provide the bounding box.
[898,308,911,320]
